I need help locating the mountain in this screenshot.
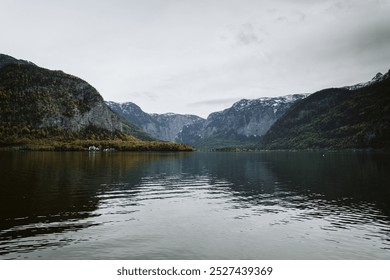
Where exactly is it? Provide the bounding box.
[0,54,147,138]
[0,53,35,69]
[177,94,305,148]
[106,101,204,142]
[0,54,193,151]
[260,70,390,149]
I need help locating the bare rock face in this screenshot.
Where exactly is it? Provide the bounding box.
[40,101,124,132]
[107,101,204,142]
[151,113,205,142]
[177,95,305,148]
[108,94,305,148]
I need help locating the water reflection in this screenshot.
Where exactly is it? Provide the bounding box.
[1,151,390,259]
[0,152,170,256]
[191,152,390,251]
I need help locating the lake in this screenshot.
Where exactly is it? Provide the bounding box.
[1,151,390,259]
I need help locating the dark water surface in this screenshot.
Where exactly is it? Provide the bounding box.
[1,151,390,259]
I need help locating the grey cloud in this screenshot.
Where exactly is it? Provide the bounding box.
[275,16,287,22]
[3,0,389,118]
[355,22,390,50]
[317,14,390,64]
[235,23,262,45]
[274,11,305,23]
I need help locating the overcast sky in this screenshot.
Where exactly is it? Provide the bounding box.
[1,0,390,118]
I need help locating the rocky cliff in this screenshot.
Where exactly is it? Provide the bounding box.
[177,94,305,148]
[106,101,204,142]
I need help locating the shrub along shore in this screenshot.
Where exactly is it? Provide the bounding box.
[0,125,195,152]
[0,139,195,151]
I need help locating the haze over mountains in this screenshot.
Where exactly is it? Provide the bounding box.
[1,53,389,150]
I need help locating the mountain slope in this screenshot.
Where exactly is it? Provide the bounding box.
[106,101,204,142]
[177,94,305,148]
[0,54,193,151]
[260,71,390,149]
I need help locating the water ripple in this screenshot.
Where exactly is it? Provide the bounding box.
[1,151,390,259]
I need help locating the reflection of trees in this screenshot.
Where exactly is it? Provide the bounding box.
[259,151,390,203]
[174,151,390,208]
[263,151,390,243]
[1,151,389,257]
[0,151,179,255]
[187,152,390,238]
[189,152,278,193]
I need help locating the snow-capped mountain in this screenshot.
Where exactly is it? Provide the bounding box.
[344,71,390,90]
[177,94,305,148]
[261,69,390,149]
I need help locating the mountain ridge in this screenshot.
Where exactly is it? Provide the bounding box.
[0,53,35,70]
[177,94,306,148]
[2,53,388,151]
[344,71,390,91]
[260,69,390,149]
[107,94,306,148]
[106,101,204,142]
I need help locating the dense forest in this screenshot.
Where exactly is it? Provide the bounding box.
[260,71,390,150]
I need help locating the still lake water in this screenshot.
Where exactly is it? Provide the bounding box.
[0,151,390,259]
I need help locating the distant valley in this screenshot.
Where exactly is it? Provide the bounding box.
[177,94,305,148]
[106,101,203,143]
[108,71,390,150]
[107,94,306,149]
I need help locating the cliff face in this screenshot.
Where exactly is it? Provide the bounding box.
[177,94,305,148]
[0,54,150,141]
[106,101,203,142]
[150,113,204,142]
[108,95,304,148]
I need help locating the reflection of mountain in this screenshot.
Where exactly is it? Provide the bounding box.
[0,152,174,255]
[2,151,390,259]
[171,152,390,221]
[124,151,390,217]
[255,152,389,206]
